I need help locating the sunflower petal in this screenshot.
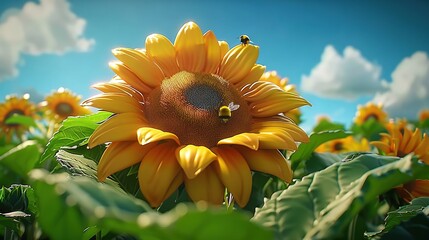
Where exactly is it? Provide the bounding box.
[138,141,183,207]
[184,165,224,205]
[92,80,144,102]
[88,112,148,148]
[403,129,421,154]
[137,127,180,146]
[176,145,217,179]
[202,30,221,73]
[219,44,259,84]
[371,141,391,154]
[218,133,259,150]
[145,34,180,77]
[82,93,142,114]
[238,148,292,182]
[112,48,164,88]
[97,141,153,181]
[257,132,298,150]
[108,61,153,94]
[234,64,266,90]
[174,22,206,72]
[211,146,252,207]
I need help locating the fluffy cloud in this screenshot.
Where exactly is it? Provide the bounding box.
[373,52,429,119]
[0,0,95,80]
[301,45,386,100]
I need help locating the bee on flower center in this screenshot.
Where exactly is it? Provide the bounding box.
[218,102,240,123]
[240,35,251,45]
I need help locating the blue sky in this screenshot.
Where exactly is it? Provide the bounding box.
[1,0,429,132]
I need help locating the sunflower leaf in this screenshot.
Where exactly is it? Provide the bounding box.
[350,117,387,141]
[40,111,111,164]
[290,130,351,171]
[252,154,429,240]
[29,169,271,240]
[0,140,41,178]
[312,119,346,132]
[4,114,37,128]
[366,197,429,238]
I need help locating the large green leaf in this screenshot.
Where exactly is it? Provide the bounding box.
[252,154,429,240]
[290,130,351,171]
[0,140,41,178]
[29,170,272,240]
[5,114,37,128]
[367,197,429,238]
[40,112,111,164]
[312,119,346,132]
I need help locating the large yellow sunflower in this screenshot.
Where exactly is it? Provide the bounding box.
[0,94,35,142]
[354,102,388,125]
[40,87,91,122]
[83,22,310,207]
[259,71,302,124]
[371,124,429,202]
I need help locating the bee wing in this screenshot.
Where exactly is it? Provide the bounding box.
[229,102,240,111]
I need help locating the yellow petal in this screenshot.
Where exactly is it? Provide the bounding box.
[88,112,148,148]
[184,164,224,205]
[238,148,292,182]
[234,64,266,90]
[399,128,412,152]
[82,93,142,114]
[218,133,259,150]
[251,117,309,143]
[257,132,298,150]
[145,34,180,77]
[211,146,252,207]
[92,81,144,102]
[137,127,180,146]
[218,41,229,62]
[97,141,153,181]
[176,145,217,179]
[371,141,391,154]
[219,44,259,84]
[112,48,164,88]
[174,22,206,72]
[108,61,153,94]
[404,129,421,153]
[138,141,183,207]
[202,30,221,73]
[415,134,429,157]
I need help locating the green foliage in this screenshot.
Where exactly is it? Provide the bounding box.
[40,111,111,164]
[252,154,429,240]
[5,114,37,128]
[29,169,272,240]
[0,140,41,178]
[290,130,351,171]
[350,118,387,141]
[367,197,429,238]
[312,119,346,132]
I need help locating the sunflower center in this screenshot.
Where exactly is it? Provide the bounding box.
[55,102,74,116]
[4,110,25,126]
[333,142,343,151]
[144,71,252,148]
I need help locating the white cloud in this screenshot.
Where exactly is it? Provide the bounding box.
[0,0,95,80]
[373,52,429,119]
[301,45,386,100]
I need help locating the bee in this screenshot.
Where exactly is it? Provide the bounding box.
[218,102,240,123]
[240,35,251,45]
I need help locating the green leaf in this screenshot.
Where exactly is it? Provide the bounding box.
[29,170,272,239]
[40,111,111,164]
[290,130,351,171]
[303,152,346,175]
[312,119,346,132]
[252,154,429,240]
[29,169,153,240]
[0,184,36,214]
[0,140,41,178]
[5,114,37,128]
[367,197,429,238]
[350,118,387,141]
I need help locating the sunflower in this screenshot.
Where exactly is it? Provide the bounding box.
[83,22,310,207]
[40,87,91,122]
[419,109,429,122]
[371,124,429,202]
[259,71,302,124]
[315,136,370,153]
[0,94,35,142]
[354,102,388,125]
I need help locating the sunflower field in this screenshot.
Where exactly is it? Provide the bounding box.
[1,22,429,240]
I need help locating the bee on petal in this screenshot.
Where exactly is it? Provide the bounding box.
[240,35,251,45]
[218,102,240,123]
